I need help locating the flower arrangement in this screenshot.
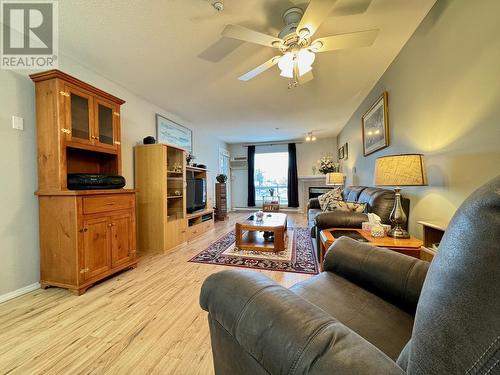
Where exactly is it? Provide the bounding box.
[317,156,339,174]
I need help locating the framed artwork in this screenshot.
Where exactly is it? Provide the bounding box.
[362,92,389,156]
[156,114,192,152]
[338,145,345,160]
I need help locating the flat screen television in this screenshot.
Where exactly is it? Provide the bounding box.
[187,177,206,213]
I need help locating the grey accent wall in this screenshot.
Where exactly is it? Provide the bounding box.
[337,0,500,237]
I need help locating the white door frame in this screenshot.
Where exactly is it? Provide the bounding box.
[219,148,231,210]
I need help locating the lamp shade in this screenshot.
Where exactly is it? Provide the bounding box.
[326,172,344,186]
[374,154,427,186]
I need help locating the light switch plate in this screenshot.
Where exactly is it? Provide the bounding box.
[12,116,24,131]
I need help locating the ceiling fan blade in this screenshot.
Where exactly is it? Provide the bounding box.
[312,29,379,53]
[298,70,314,85]
[297,0,338,38]
[222,25,283,48]
[198,38,244,62]
[332,0,372,16]
[238,56,281,81]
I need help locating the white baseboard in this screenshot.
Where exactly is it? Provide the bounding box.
[0,282,40,304]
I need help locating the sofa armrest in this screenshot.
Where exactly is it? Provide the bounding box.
[315,211,368,229]
[324,237,430,314]
[200,270,404,375]
[308,197,321,210]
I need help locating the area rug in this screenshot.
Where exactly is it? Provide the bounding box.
[188,227,319,275]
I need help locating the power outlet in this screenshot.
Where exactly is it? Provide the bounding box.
[12,116,24,131]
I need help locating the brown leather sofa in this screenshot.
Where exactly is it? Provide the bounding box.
[308,186,410,253]
[200,176,500,374]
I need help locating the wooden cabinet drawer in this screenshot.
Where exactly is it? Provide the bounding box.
[188,225,200,238]
[83,194,134,214]
[188,220,214,239]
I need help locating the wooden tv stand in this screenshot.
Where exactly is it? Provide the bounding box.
[187,207,215,240]
[135,146,215,253]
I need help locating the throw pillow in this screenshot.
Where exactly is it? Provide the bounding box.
[334,201,367,213]
[318,187,343,211]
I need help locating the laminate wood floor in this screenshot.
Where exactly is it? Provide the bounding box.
[0,212,312,375]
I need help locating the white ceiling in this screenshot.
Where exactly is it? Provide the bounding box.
[59,0,436,144]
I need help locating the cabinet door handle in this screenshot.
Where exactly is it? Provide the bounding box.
[80,268,89,274]
[79,228,88,233]
[113,112,120,117]
[59,91,70,97]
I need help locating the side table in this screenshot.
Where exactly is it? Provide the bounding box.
[319,228,423,265]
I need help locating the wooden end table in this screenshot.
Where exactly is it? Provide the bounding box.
[235,213,287,252]
[319,228,423,265]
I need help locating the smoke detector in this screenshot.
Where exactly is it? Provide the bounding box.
[212,1,224,12]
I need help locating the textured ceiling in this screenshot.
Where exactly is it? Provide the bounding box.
[59,0,436,143]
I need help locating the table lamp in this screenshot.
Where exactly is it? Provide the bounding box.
[374,154,427,238]
[326,172,345,186]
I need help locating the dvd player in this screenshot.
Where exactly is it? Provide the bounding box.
[67,174,126,190]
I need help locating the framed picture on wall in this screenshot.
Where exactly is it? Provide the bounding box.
[362,92,389,156]
[338,145,345,160]
[343,142,348,160]
[156,114,192,152]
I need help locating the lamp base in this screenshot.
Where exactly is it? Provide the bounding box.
[388,225,410,239]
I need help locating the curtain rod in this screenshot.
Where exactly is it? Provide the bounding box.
[241,140,303,147]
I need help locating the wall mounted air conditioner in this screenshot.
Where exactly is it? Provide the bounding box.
[230,156,248,170]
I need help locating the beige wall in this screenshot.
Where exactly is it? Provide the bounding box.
[0,56,227,296]
[337,0,500,237]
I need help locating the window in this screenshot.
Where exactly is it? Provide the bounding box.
[254,151,288,205]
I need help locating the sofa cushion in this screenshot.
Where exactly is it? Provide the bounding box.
[357,187,395,224]
[317,187,343,211]
[290,272,413,361]
[342,186,366,201]
[315,211,368,230]
[334,201,367,213]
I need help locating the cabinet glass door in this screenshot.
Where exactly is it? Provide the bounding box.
[68,89,93,143]
[97,103,114,146]
[94,99,119,149]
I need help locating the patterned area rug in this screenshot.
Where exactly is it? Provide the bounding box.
[189,227,319,275]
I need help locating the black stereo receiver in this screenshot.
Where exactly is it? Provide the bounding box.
[67,174,126,190]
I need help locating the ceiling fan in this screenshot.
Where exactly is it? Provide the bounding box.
[222,0,379,88]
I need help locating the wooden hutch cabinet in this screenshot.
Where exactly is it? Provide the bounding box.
[31,70,137,295]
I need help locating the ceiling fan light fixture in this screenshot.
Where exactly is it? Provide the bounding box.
[278,51,294,78]
[297,48,315,76]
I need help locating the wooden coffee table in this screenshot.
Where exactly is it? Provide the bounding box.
[319,228,423,264]
[235,213,287,252]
